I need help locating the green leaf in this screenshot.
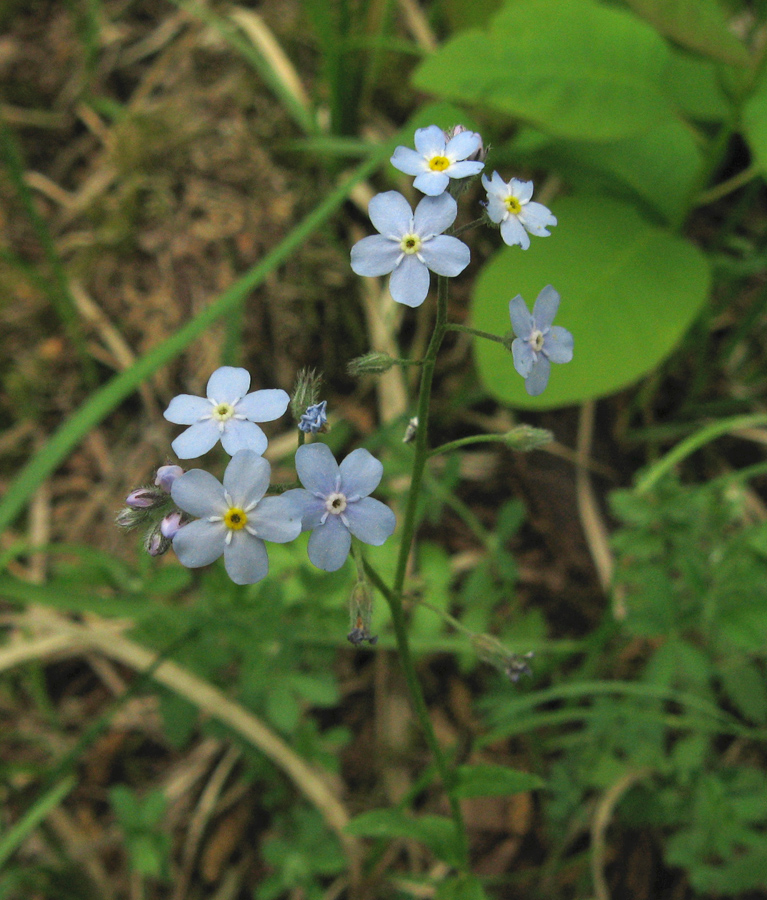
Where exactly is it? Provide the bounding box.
[472,194,711,409]
[412,0,673,140]
[452,764,545,798]
[622,0,750,68]
[666,50,732,122]
[344,810,462,867]
[719,660,767,725]
[436,873,489,900]
[742,65,767,175]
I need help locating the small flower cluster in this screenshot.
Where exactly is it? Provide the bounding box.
[116,366,395,584]
[350,124,573,395]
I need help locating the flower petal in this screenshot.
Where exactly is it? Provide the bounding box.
[412,170,450,196]
[390,146,427,177]
[220,421,268,456]
[519,201,556,236]
[345,497,396,545]
[445,129,481,160]
[508,295,534,339]
[413,192,457,236]
[525,356,551,396]
[351,235,401,277]
[445,160,484,179]
[500,216,530,250]
[295,442,339,495]
[223,450,270,507]
[307,516,352,572]
[368,191,412,236]
[532,285,561,331]
[164,394,212,424]
[207,366,250,403]
[171,420,221,459]
[511,338,535,378]
[281,489,327,531]
[173,518,226,567]
[246,495,303,543]
[420,235,470,277]
[510,178,534,203]
[224,533,269,585]
[389,255,430,307]
[413,125,446,157]
[237,388,289,422]
[172,468,228,517]
[339,448,383,498]
[544,326,574,364]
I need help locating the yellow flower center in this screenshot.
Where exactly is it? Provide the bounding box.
[400,233,422,255]
[224,507,248,530]
[428,155,450,172]
[212,402,235,421]
[504,196,522,215]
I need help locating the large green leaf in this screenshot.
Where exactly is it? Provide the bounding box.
[742,66,767,176]
[452,764,545,798]
[344,810,462,867]
[508,117,703,226]
[412,0,673,141]
[471,195,711,409]
[622,0,750,67]
[666,50,732,123]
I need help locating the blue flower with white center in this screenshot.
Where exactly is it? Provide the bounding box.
[509,286,574,396]
[282,443,396,572]
[298,401,328,434]
[482,172,557,250]
[350,191,470,308]
[164,366,289,459]
[391,125,485,196]
[170,449,301,585]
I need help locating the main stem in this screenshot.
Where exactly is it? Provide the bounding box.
[384,275,470,870]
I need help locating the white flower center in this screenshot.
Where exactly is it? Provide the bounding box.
[212,401,236,422]
[325,492,348,515]
[530,330,545,352]
[400,233,422,255]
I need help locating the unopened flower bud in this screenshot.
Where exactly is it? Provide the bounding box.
[443,124,486,163]
[126,488,164,509]
[291,368,323,422]
[145,525,171,557]
[504,425,552,451]
[160,511,183,540]
[347,352,395,376]
[298,401,328,434]
[471,633,534,683]
[155,465,184,492]
[115,507,145,529]
[403,417,418,444]
[348,580,377,646]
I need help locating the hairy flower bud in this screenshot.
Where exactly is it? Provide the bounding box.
[347,352,396,376]
[298,401,328,434]
[126,488,165,509]
[443,124,486,163]
[160,511,184,540]
[145,525,172,557]
[291,368,323,423]
[504,424,553,452]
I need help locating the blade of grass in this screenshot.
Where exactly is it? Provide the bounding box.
[0,139,396,536]
[0,775,76,871]
[0,112,97,387]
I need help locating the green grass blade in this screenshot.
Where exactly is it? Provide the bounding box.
[0,775,76,870]
[0,140,395,536]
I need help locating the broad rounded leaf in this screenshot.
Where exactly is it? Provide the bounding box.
[472,194,711,409]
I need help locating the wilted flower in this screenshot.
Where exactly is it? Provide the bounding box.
[391,125,485,196]
[283,443,396,572]
[298,401,328,434]
[350,191,469,308]
[482,172,557,249]
[509,286,573,396]
[170,449,301,585]
[164,367,289,459]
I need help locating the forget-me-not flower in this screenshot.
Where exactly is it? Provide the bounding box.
[298,401,328,434]
[282,443,396,572]
[509,286,573,396]
[350,191,469,308]
[164,366,289,459]
[170,449,301,585]
[391,125,485,196]
[482,172,557,250]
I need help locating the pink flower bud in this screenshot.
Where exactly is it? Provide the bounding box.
[126,488,162,509]
[160,511,183,540]
[155,465,184,492]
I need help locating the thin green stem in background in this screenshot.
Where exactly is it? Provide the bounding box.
[445,322,507,345]
[0,776,76,871]
[635,412,767,495]
[0,140,397,537]
[383,275,470,872]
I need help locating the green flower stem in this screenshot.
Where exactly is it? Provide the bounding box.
[429,433,517,458]
[445,322,507,344]
[452,216,487,237]
[384,274,470,871]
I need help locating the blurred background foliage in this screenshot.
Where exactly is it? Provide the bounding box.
[2,0,767,898]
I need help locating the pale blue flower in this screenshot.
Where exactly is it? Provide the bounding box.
[170,449,301,585]
[299,401,327,434]
[282,443,396,572]
[350,191,469,308]
[391,125,485,196]
[482,172,557,250]
[164,366,289,459]
[509,286,573,396]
